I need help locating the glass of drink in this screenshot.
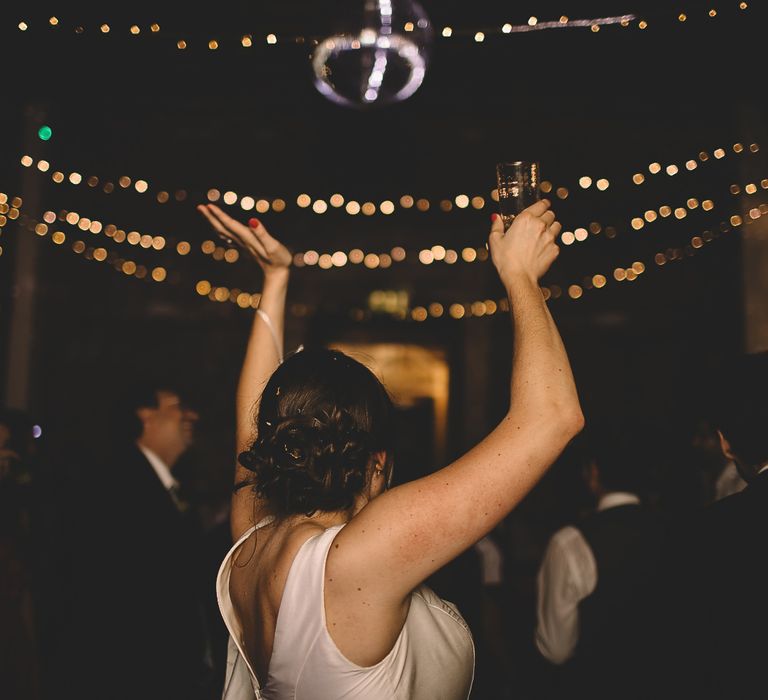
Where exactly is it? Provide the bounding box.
[495,161,541,229]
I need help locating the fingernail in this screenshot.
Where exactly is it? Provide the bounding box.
[490,213,498,222]
[248,218,260,229]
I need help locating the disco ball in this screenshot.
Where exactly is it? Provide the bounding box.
[311,0,433,109]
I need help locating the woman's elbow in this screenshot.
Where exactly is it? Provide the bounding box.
[556,405,585,440]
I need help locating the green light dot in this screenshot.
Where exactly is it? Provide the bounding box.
[38,125,52,141]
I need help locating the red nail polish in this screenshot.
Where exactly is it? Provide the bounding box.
[490,213,498,222]
[248,218,260,229]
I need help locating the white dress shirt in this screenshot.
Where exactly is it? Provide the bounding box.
[714,460,747,501]
[534,492,641,664]
[137,443,179,492]
[473,536,504,586]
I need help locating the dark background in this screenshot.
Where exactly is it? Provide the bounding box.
[1,1,766,697]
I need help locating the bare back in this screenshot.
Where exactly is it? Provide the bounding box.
[228,520,327,679]
[228,515,412,681]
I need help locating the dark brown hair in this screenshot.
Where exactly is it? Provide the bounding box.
[237,348,396,517]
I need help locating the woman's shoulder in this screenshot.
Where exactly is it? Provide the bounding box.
[275,521,344,575]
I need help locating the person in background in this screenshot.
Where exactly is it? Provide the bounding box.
[63,384,214,700]
[534,421,664,699]
[0,409,41,700]
[661,351,768,700]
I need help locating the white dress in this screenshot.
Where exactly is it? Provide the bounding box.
[216,519,475,700]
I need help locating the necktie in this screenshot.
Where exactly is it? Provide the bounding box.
[168,484,189,512]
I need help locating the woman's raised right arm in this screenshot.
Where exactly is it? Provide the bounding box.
[330,199,584,604]
[197,205,291,539]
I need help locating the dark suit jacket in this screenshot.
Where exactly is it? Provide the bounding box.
[659,469,768,699]
[62,444,211,700]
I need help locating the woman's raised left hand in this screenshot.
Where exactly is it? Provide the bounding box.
[197,204,292,278]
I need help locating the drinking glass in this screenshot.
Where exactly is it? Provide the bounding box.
[495,161,541,229]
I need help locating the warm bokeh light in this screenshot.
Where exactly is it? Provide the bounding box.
[391,246,406,262]
[429,303,444,318]
[431,245,446,261]
[331,251,348,267]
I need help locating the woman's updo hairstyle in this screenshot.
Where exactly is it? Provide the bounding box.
[237,348,396,517]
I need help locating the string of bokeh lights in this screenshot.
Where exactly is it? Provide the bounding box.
[19,138,763,224]
[13,4,751,48]
[15,168,768,269]
[6,187,763,322]
[200,204,763,320]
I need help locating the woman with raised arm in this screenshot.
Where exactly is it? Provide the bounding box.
[198,199,583,700]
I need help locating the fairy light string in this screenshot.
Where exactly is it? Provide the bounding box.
[13,3,752,49]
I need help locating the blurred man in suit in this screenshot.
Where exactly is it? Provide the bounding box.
[64,383,213,700]
[662,351,768,699]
